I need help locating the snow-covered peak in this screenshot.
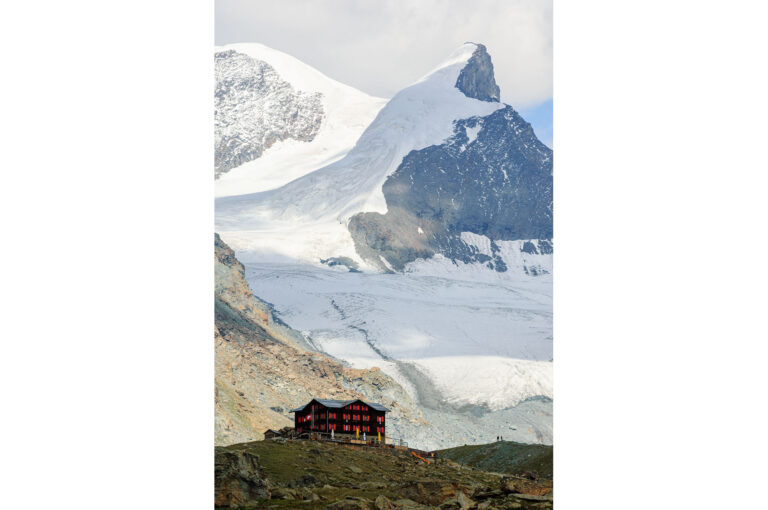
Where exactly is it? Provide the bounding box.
[217,43,376,106]
[416,42,479,85]
[222,45,502,211]
[216,44,512,266]
[416,42,500,102]
[215,43,387,198]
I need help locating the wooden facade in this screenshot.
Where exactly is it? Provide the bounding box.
[290,398,389,438]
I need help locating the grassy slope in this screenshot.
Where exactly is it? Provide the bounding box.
[217,439,553,509]
[220,438,494,488]
[436,441,553,480]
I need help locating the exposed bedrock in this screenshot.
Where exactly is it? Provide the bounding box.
[455,43,501,102]
[349,106,553,272]
[214,49,325,177]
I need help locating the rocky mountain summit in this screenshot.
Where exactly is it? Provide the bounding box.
[455,43,501,102]
[349,46,552,272]
[215,49,325,177]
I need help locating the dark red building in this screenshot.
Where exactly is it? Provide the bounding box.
[290,398,389,439]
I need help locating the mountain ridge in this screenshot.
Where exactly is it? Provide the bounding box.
[215,42,532,269]
[215,43,386,197]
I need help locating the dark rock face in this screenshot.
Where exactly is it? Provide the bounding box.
[455,44,501,102]
[349,106,552,272]
[320,256,362,273]
[214,449,270,506]
[537,240,553,254]
[521,241,538,254]
[215,232,240,268]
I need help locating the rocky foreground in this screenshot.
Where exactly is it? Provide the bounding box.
[215,439,553,509]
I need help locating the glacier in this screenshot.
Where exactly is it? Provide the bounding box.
[242,251,552,412]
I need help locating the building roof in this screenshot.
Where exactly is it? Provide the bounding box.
[289,398,390,413]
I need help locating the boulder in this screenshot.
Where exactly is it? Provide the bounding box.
[324,496,372,510]
[439,491,475,509]
[374,494,396,510]
[500,477,522,494]
[270,488,297,500]
[214,449,270,507]
[392,499,425,509]
[400,481,460,506]
[457,491,475,509]
[291,473,318,487]
[296,487,320,501]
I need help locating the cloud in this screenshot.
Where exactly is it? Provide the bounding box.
[215,0,552,109]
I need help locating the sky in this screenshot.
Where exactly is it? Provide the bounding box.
[215,0,552,146]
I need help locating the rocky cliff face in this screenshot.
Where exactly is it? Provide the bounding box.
[455,43,501,102]
[214,50,325,177]
[215,234,427,446]
[349,105,552,272]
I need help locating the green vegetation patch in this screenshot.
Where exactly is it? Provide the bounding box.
[436,441,553,480]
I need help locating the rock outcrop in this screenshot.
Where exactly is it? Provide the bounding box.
[214,449,269,506]
[455,43,500,102]
[215,49,325,177]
